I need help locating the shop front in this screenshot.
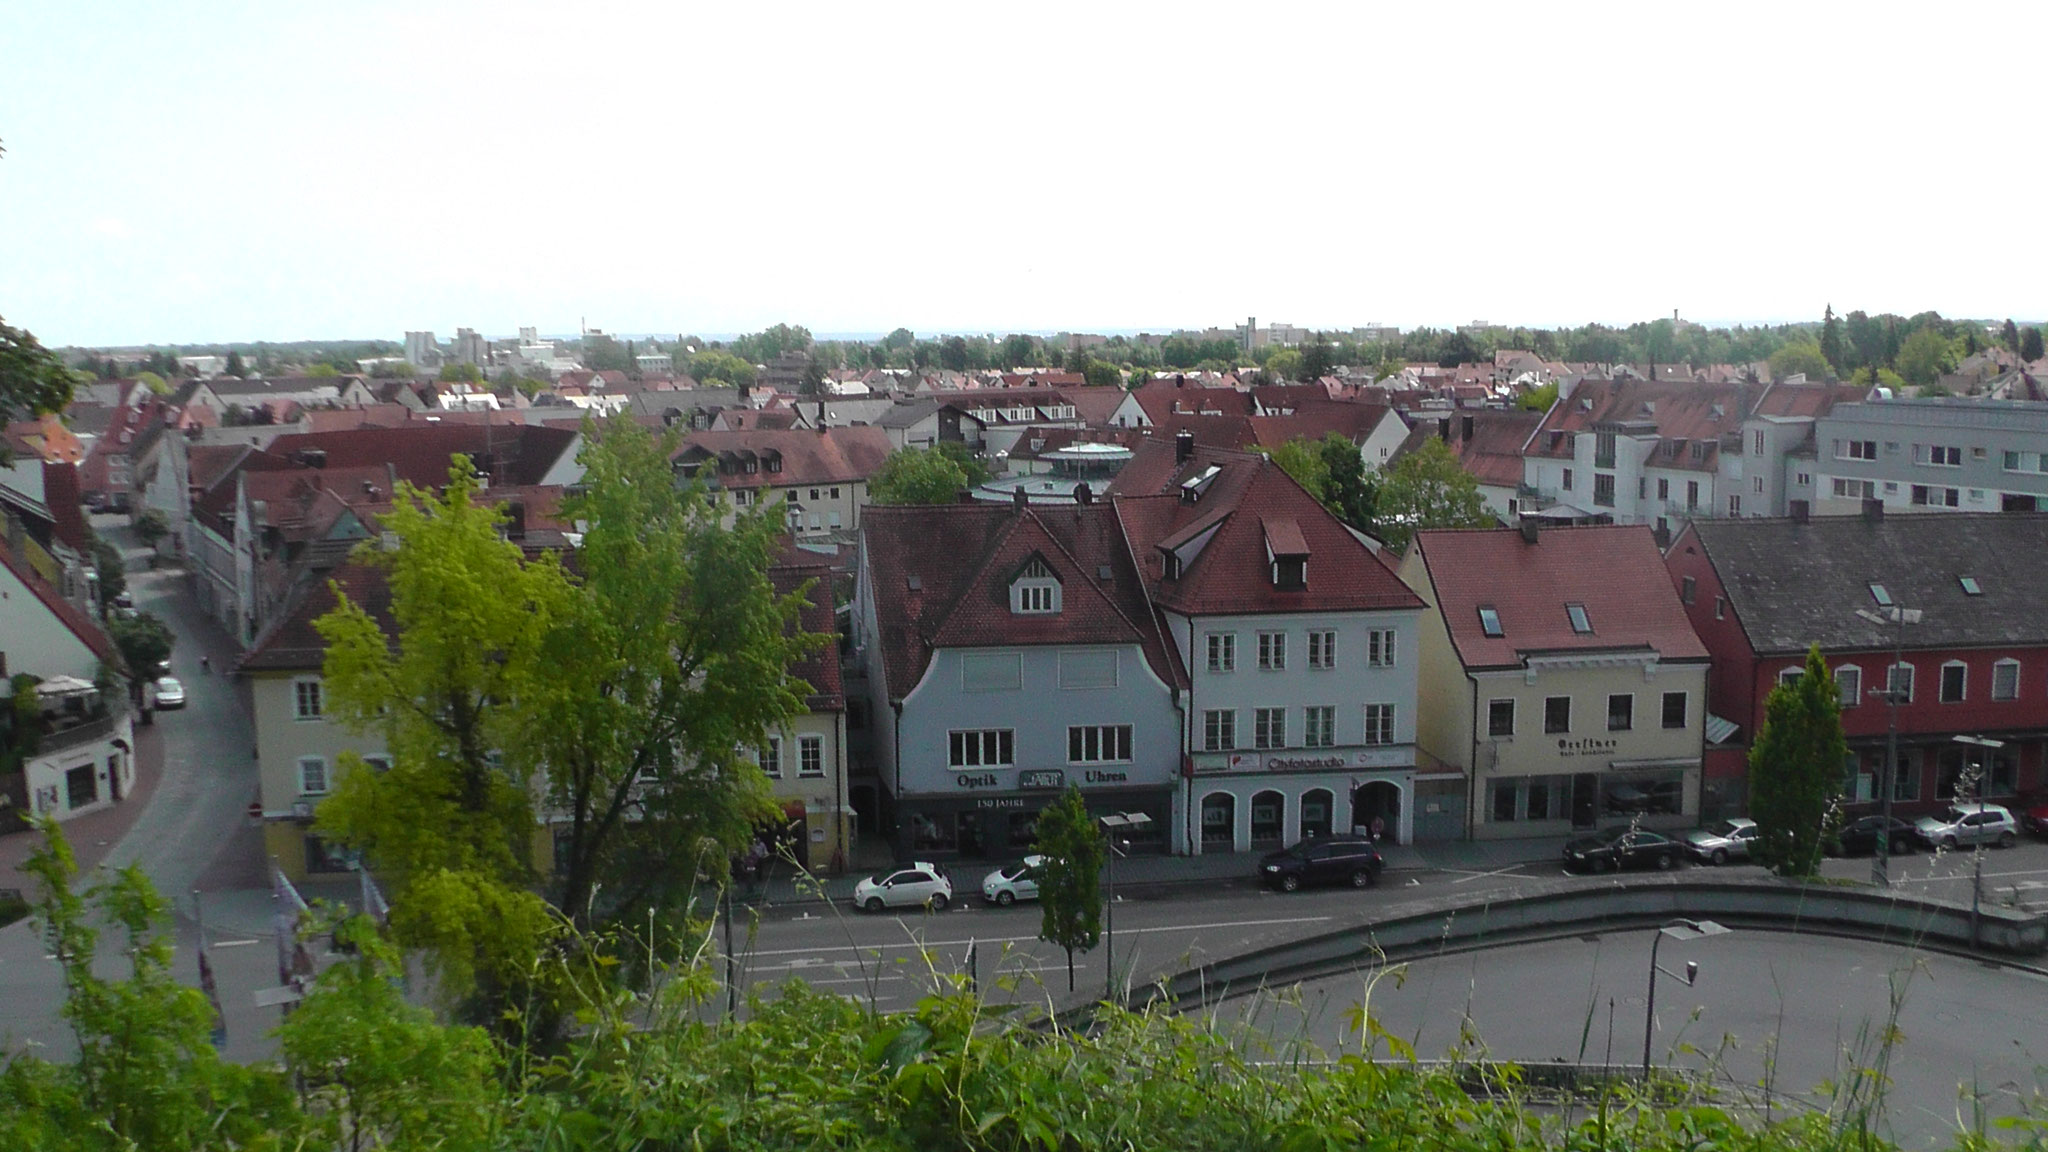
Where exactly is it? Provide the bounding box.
[1185,746,1416,853]
[897,768,1172,862]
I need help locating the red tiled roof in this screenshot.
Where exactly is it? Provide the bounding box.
[674,426,891,489]
[238,562,392,673]
[1408,524,1708,671]
[770,550,843,710]
[1529,378,1757,466]
[262,424,578,488]
[1750,381,1868,420]
[1397,409,1543,489]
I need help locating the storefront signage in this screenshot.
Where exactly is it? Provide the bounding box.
[1082,769,1128,784]
[1018,769,1065,790]
[1556,737,1618,757]
[975,797,1030,809]
[1226,748,1414,772]
[955,772,1000,789]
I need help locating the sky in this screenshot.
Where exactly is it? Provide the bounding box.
[3,1,2044,348]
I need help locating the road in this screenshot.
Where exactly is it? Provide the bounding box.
[1216,930,2048,1149]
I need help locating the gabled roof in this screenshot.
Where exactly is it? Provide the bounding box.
[1680,513,2048,655]
[860,502,1182,700]
[1529,378,1758,465]
[1396,409,1543,489]
[1111,442,1424,617]
[0,538,122,672]
[239,562,391,673]
[673,426,892,488]
[1410,524,1707,671]
[770,545,843,711]
[263,423,578,488]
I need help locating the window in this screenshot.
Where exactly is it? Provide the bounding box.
[809,488,819,500]
[760,737,782,778]
[1914,444,1962,467]
[1888,662,1915,703]
[1753,476,1764,494]
[1992,659,2019,701]
[1796,471,1811,486]
[949,729,1014,768]
[1058,650,1119,689]
[799,735,823,777]
[294,679,324,720]
[1488,699,1516,738]
[298,757,329,795]
[830,487,840,498]
[1363,704,1396,746]
[1011,558,1061,614]
[1491,775,1565,822]
[1836,665,1861,708]
[1561,467,1574,492]
[1892,751,1921,801]
[1565,603,1592,634]
[1068,725,1132,763]
[1203,709,1237,751]
[1837,439,1877,461]
[1607,693,1633,731]
[1595,432,1616,468]
[1686,480,1699,509]
[1833,478,1876,499]
[961,653,1023,693]
[1638,476,1647,500]
[65,764,98,809]
[1254,707,1287,749]
[1678,575,1695,605]
[1303,706,1335,748]
[1753,429,1766,456]
[1778,666,1804,688]
[1714,596,1726,620]
[1910,484,1959,507]
[1657,477,1670,500]
[1869,583,1893,607]
[1367,629,1397,667]
[1641,693,1678,733]
[1258,631,1287,671]
[1727,495,1741,515]
[1544,696,1571,734]
[1207,633,1236,673]
[1593,472,1615,507]
[1477,606,1503,637]
[1308,630,1337,669]
[1939,662,1966,703]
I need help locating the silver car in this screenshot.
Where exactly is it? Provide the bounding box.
[1913,803,2017,850]
[1683,817,1759,865]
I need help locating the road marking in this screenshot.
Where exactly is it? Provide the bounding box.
[210,939,260,948]
[745,915,1334,959]
[1442,864,1531,884]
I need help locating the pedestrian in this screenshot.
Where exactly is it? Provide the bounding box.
[1370,815,1385,843]
[200,654,211,673]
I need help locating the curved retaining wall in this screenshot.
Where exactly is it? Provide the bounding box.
[1129,877,2048,1014]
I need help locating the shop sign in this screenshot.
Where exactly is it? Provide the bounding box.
[1229,748,1414,772]
[955,772,1000,789]
[975,797,1029,809]
[1081,768,1129,784]
[1556,737,1618,758]
[1018,769,1065,790]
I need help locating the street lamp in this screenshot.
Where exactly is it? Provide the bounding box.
[1952,734,2005,947]
[1098,811,1152,1004]
[1644,918,1730,1079]
[1855,601,1922,888]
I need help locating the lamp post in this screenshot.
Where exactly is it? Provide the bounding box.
[1952,734,2005,948]
[1098,811,1152,1004]
[1644,919,1730,1079]
[1855,601,1922,888]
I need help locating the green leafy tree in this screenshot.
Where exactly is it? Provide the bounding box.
[0,318,75,447]
[932,440,990,488]
[580,333,632,374]
[1318,432,1379,530]
[1001,333,1037,369]
[1844,310,1886,370]
[135,371,170,396]
[2002,318,2021,356]
[107,612,172,683]
[526,417,822,934]
[1517,381,1559,412]
[729,323,812,365]
[1895,327,1956,388]
[1849,365,1905,390]
[1748,645,1847,878]
[305,363,340,378]
[883,327,915,351]
[1436,331,1478,368]
[1375,439,1492,553]
[438,362,483,384]
[313,458,573,1021]
[690,350,758,389]
[132,508,169,549]
[92,537,126,608]
[1299,339,1336,381]
[1082,359,1121,389]
[869,447,970,505]
[1269,436,1330,502]
[1767,340,1830,381]
[1819,305,1843,371]
[1264,349,1304,383]
[222,349,246,378]
[1032,786,1104,993]
[2023,326,2045,362]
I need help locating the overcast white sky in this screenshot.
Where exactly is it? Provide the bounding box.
[4,1,2042,347]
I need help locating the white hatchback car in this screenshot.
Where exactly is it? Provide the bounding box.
[1914,803,2018,849]
[152,676,186,710]
[852,863,952,912]
[980,855,1048,906]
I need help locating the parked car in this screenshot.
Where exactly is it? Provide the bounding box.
[2021,800,2048,839]
[852,863,952,912]
[1563,826,1684,873]
[1259,834,1383,892]
[1913,803,2018,850]
[151,676,186,710]
[113,590,133,610]
[1830,815,1918,857]
[981,855,1047,906]
[1683,818,1759,865]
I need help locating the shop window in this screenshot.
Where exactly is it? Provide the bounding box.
[1300,790,1334,838]
[1602,771,1683,817]
[1200,794,1234,848]
[65,764,99,809]
[1249,791,1284,846]
[911,811,957,854]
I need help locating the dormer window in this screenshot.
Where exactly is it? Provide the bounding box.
[1263,518,1309,591]
[1010,557,1062,615]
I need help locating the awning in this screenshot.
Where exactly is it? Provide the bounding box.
[1704,713,1741,746]
[36,675,97,696]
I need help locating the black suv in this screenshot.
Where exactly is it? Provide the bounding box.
[1259,834,1383,892]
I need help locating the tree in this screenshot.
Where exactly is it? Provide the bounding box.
[1318,432,1379,530]
[135,371,170,396]
[132,508,169,549]
[883,327,915,351]
[1819,306,1843,372]
[305,363,340,378]
[1001,333,1037,370]
[2002,318,2021,356]
[729,323,812,365]
[1849,366,1905,390]
[0,318,75,447]
[1032,786,1103,993]
[1748,645,1846,878]
[1264,349,1304,383]
[107,612,173,683]
[939,336,969,373]
[1436,331,1478,369]
[438,362,483,384]
[525,417,822,934]
[932,440,990,488]
[580,333,632,374]
[1299,339,1336,382]
[868,448,970,505]
[2023,326,2045,363]
[690,350,757,389]
[1895,327,1956,388]
[1767,340,1830,381]
[222,350,246,378]
[1269,437,1330,503]
[1375,439,1492,553]
[313,458,572,1023]
[1844,310,1885,370]
[92,537,126,608]
[1081,359,1121,389]
[1517,381,1559,412]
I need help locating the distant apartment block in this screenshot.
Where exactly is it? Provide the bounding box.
[1795,398,2048,516]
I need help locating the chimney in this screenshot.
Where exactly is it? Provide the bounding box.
[817,400,828,432]
[1174,430,1196,463]
[1013,488,1028,511]
[1862,497,1884,522]
[1174,374,1185,389]
[1461,414,1475,442]
[1437,418,1450,442]
[1073,483,1093,506]
[1519,519,1540,545]
[1789,499,1810,524]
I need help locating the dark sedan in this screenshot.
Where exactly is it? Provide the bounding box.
[1830,815,1916,857]
[1563,826,1684,873]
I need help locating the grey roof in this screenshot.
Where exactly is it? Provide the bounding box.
[874,398,943,428]
[1685,513,2048,654]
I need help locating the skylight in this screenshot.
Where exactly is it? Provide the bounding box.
[1478,607,1504,638]
[1566,603,1593,634]
[1959,576,1982,596]
[1868,583,1892,607]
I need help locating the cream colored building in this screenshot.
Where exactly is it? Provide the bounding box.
[1398,524,1710,840]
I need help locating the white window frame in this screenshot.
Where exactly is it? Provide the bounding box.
[1067,724,1133,764]
[1202,709,1236,752]
[948,729,1015,769]
[298,756,329,796]
[1991,659,2020,702]
[1303,706,1335,748]
[798,735,824,778]
[293,678,324,720]
[1367,629,1397,668]
[1939,661,1967,704]
[1013,580,1060,614]
[1488,698,1516,738]
[1253,707,1287,749]
[1777,666,1804,688]
[1257,631,1287,671]
[1363,703,1395,746]
[1308,629,1337,669]
[1888,662,1915,704]
[1207,633,1236,673]
[761,736,783,778]
[1835,665,1861,708]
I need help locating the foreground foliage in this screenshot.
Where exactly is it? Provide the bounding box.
[7,824,2043,1151]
